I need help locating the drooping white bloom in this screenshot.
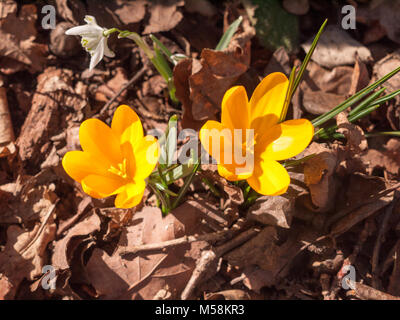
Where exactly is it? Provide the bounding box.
[65,15,115,70]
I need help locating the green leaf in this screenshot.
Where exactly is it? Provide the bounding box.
[215,16,243,51]
[150,34,173,60]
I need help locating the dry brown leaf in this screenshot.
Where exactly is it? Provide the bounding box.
[372,51,400,94]
[86,0,145,29]
[0,207,57,299]
[247,193,295,229]
[348,54,370,96]
[114,0,147,25]
[95,67,128,103]
[302,61,353,95]
[0,174,58,224]
[184,0,217,17]
[303,91,346,115]
[52,213,101,271]
[362,139,400,177]
[302,26,372,68]
[205,289,251,300]
[143,0,184,34]
[55,0,86,25]
[0,3,47,74]
[225,224,319,289]
[358,1,400,45]
[331,194,392,236]
[0,86,15,158]
[173,58,204,130]
[174,18,254,127]
[85,206,209,299]
[304,143,338,212]
[282,0,309,15]
[264,47,291,76]
[189,49,249,120]
[49,22,81,58]
[337,112,368,153]
[16,67,86,163]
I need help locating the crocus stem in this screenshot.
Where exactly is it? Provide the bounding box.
[201,177,222,198]
[148,183,169,215]
[172,162,200,209]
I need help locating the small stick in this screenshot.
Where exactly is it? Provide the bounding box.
[372,201,395,288]
[120,218,248,256]
[325,182,400,229]
[96,65,147,120]
[119,229,231,255]
[20,200,58,255]
[351,281,400,300]
[181,226,260,300]
[0,86,15,157]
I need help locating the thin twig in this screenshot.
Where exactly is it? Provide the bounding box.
[96,65,147,120]
[119,229,231,255]
[181,225,260,300]
[325,182,400,230]
[372,200,395,288]
[20,200,58,255]
[350,281,400,300]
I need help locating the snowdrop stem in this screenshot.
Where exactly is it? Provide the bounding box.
[103,28,120,37]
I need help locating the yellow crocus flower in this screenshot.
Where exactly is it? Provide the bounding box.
[199,72,314,196]
[62,105,159,208]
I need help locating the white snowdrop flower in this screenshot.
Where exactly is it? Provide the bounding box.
[65,15,115,70]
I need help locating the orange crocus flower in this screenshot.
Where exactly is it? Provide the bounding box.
[199,72,314,196]
[62,105,159,208]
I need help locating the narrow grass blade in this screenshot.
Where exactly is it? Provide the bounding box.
[348,104,380,122]
[166,115,178,166]
[348,87,385,117]
[172,162,200,209]
[364,89,400,107]
[215,16,243,51]
[366,131,400,137]
[291,19,328,97]
[279,65,297,122]
[312,65,400,127]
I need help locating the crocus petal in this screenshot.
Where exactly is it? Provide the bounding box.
[257,119,314,161]
[247,159,290,196]
[114,181,146,208]
[79,118,123,167]
[221,86,249,131]
[89,37,105,70]
[111,105,143,145]
[65,24,101,36]
[81,174,125,197]
[133,135,159,179]
[81,180,105,199]
[62,150,109,183]
[199,120,233,165]
[217,164,252,181]
[249,72,289,133]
